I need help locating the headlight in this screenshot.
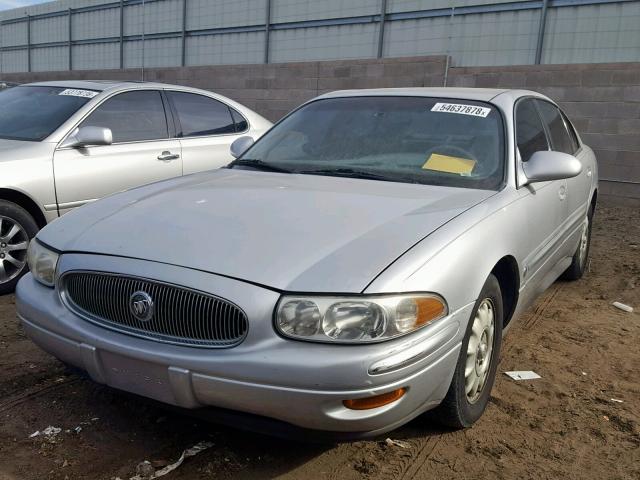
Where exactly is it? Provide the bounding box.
[26,240,59,287]
[276,294,447,343]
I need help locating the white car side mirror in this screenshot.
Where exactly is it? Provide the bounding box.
[230,136,255,159]
[521,151,582,185]
[61,126,113,148]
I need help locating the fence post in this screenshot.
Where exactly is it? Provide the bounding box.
[264,0,271,64]
[535,0,549,64]
[377,0,387,58]
[68,8,72,70]
[119,0,124,69]
[26,15,31,72]
[181,0,187,66]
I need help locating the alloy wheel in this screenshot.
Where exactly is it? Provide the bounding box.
[0,216,29,285]
[465,298,495,404]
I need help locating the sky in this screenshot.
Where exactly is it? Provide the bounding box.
[0,0,49,11]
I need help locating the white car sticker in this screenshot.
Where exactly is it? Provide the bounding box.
[431,102,491,117]
[58,88,99,99]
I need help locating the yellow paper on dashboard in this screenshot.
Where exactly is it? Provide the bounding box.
[422,153,476,175]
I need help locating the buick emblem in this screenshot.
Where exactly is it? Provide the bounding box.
[129,291,154,322]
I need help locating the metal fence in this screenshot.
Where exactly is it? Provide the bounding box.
[0,0,639,74]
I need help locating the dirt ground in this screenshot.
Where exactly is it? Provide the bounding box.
[0,205,638,480]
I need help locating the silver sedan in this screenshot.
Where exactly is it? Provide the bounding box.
[16,88,597,438]
[0,81,272,293]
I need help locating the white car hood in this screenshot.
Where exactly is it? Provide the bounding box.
[39,169,494,292]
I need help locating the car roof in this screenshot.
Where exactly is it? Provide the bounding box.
[316,87,540,103]
[19,80,183,92]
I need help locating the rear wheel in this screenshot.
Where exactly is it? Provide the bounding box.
[561,205,593,281]
[0,200,38,295]
[435,274,503,429]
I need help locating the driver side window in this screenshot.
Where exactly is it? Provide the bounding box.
[515,99,549,162]
[79,90,168,143]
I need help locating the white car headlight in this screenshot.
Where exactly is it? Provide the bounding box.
[276,294,447,343]
[26,240,59,287]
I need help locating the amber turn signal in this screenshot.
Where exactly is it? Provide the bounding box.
[414,297,446,327]
[343,388,406,410]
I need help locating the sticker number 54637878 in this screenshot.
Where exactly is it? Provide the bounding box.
[58,88,99,99]
[431,102,491,118]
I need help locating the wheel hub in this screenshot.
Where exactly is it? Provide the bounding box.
[0,216,29,284]
[465,299,495,404]
[475,333,489,375]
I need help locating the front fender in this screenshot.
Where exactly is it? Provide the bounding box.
[0,145,57,223]
[365,188,527,316]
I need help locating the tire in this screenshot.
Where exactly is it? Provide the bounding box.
[435,274,504,429]
[0,200,39,295]
[561,205,594,281]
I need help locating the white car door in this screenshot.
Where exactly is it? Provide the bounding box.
[53,90,182,214]
[514,98,569,292]
[165,91,247,175]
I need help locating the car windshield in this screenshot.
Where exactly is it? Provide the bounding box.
[235,96,505,190]
[0,86,96,141]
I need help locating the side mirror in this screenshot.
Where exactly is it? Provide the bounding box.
[62,126,113,148]
[521,151,582,185]
[230,136,254,159]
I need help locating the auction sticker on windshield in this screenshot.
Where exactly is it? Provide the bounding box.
[59,88,99,98]
[431,102,491,117]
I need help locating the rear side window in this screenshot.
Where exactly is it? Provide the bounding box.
[80,90,168,143]
[536,100,576,155]
[515,99,549,162]
[168,92,237,137]
[230,107,248,132]
[561,110,580,153]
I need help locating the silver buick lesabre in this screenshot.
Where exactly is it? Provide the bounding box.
[16,88,597,438]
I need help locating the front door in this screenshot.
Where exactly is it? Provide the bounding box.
[53,90,182,214]
[515,98,569,289]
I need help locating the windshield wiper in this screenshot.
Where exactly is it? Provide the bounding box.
[228,158,293,174]
[298,168,403,183]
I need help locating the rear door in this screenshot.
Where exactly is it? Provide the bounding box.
[53,90,182,213]
[166,91,248,175]
[515,98,569,287]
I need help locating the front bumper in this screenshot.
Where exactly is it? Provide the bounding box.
[16,254,471,436]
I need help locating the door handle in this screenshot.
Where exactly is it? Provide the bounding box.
[157,151,180,161]
[558,184,567,201]
[587,167,592,178]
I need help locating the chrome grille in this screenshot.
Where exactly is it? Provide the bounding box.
[61,272,248,348]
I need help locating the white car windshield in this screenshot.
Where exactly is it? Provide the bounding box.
[0,86,96,141]
[235,96,506,190]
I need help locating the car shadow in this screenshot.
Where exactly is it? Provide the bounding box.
[38,373,452,479]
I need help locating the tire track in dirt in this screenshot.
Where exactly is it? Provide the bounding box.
[520,284,563,332]
[397,436,442,480]
[369,436,441,480]
[0,377,79,414]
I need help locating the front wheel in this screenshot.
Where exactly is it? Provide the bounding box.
[434,274,503,429]
[0,200,38,295]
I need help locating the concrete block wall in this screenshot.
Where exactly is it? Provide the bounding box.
[2,55,638,203]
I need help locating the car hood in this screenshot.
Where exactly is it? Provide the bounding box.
[39,169,494,292]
